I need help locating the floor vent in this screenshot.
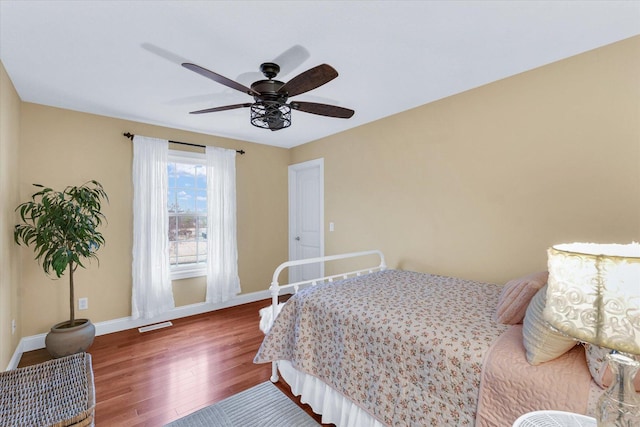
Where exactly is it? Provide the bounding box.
[138,321,173,333]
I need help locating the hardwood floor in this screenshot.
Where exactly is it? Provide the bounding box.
[18,299,330,426]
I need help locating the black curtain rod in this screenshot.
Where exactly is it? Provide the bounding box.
[123,132,245,155]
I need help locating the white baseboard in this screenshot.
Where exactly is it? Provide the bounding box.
[6,340,24,371]
[7,289,272,371]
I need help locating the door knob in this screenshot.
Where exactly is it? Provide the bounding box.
[295,236,301,241]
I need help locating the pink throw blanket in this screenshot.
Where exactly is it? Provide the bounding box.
[476,325,592,427]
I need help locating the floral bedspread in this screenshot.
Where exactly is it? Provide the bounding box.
[254,269,509,426]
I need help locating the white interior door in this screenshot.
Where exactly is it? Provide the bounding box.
[289,158,324,283]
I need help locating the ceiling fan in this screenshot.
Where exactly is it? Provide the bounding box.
[182,61,355,131]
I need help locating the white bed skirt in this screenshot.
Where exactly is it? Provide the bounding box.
[278,360,385,427]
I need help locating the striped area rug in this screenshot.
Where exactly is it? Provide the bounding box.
[164,381,320,427]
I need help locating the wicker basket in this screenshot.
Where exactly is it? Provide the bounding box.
[0,352,95,427]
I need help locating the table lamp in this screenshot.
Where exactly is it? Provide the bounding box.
[544,242,640,426]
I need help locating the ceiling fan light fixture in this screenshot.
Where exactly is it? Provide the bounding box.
[250,101,291,131]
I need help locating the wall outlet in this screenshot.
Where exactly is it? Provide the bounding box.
[78,297,88,310]
[11,319,16,335]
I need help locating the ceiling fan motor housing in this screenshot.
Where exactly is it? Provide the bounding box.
[251,80,288,103]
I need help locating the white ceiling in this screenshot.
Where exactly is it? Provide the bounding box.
[1,1,638,149]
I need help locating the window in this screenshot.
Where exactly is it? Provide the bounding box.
[167,150,207,280]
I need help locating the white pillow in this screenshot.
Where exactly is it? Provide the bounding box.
[523,285,577,365]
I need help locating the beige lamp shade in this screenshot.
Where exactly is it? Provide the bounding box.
[544,242,640,355]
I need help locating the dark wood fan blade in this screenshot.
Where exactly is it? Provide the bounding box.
[279,64,338,97]
[290,101,354,119]
[189,103,252,114]
[182,63,260,96]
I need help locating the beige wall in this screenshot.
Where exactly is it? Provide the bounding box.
[2,35,639,364]
[0,61,22,368]
[16,104,289,337]
[291,36,640,285]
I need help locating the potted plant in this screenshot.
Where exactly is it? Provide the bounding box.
[14,180,108,358]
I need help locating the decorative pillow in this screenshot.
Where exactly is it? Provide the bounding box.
[523,285,577,365]
[585,344,640,391]
[495,271,548,325]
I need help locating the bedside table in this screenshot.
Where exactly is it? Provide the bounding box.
[513,410,596,427]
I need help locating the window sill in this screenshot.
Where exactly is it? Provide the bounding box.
[171,269,206,281]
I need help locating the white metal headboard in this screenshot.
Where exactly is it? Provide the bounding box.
[269,249,386,300]
[266,250,386,381]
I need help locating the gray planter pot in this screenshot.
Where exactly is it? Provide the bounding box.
[45,318,95,358]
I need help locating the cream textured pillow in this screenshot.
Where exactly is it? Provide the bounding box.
[495,271,548,325]
[585,344,640,391]
[523,285,577,365]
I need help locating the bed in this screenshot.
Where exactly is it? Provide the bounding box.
[254,250,605,426]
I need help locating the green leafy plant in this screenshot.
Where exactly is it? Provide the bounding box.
[14,180,108,327]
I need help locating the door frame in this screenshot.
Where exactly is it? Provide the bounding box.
[288,158,324,281]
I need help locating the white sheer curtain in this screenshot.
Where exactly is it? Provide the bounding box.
[205,146,241,303]
[131,135,175,319]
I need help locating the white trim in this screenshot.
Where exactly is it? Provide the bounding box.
[6,341,24,371]
[170,265,206,281]
[6,289,274,371]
